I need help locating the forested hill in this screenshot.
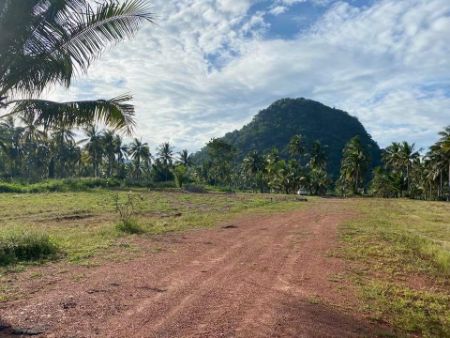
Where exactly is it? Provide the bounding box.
[196,98,381,177]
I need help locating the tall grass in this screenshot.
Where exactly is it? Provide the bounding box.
[0,178,122,193]
[0,230,59,265]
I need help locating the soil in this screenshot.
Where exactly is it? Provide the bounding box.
[0,201,390,337]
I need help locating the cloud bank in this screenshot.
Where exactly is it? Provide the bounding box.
[50,0,450,151]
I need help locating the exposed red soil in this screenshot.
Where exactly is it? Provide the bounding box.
[0,201,389,337]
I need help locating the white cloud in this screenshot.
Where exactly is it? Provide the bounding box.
[48,0,450,152]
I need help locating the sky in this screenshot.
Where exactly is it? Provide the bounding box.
[50,0,450,152]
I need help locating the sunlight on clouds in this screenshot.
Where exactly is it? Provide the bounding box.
[48,0,450,152]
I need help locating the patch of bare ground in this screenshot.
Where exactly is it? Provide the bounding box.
[0,200,391,337]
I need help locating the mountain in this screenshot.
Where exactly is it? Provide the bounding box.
[196,98,381,177]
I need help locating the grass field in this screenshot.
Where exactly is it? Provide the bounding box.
[339,199,450,337]
[0,190,304,268]
[0,191,449,337]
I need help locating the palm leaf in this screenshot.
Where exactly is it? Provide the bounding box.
[10,94,135,133]
[56,0,154,69]
[0,0,153,97]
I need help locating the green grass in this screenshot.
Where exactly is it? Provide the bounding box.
[0,230,59,265]
[116,219,145,234]
[0,190,306,267]
[339,199,450,337]
[0,178,122,193]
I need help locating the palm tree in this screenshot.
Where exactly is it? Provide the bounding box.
[288,134,305,163]
[81,125,104,177]
[338,136,368,195]
[426,143,447,199]
[129,138,151,180]
[397,142,420,194]
[0,0,153,131]
[242,150,265,192]
[103,130,117,177]
[20,112,46,144]
[309,141,327,170]
[50,123,77,178]
[19,112,47,180]
[0,117,24,177]
[178,149,192,167]
[157,142,174,181]
[114,135,128,164]
[383,141,420,196]
[437,126,450,198]
[243,151,264,176]
[308,167,329,196]
[157,142,174,167]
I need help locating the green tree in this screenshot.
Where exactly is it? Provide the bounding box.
[369,167,401,198]
[338,136,369,195]
[242,150,265,192]
[172,165,187,188]
[157,142,174,181]
[383,141,420,196]
[129,138,151,180]
[178,149,192,167]
[206,138,235,186]
[0,0,152,130]
[433,126,450,199]
[0,117,24,178]
[309,141,327,170]
[81,125,104,177]
[288,134,305,163]
[103,130,117,177]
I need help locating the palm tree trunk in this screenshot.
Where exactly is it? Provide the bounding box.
[448,161,450,201]
[406,164,410,195]
[448,162,450,189]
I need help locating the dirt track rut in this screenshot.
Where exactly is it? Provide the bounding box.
[1,201,386,337]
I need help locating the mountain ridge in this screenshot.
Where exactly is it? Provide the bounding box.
[196,98,381,177]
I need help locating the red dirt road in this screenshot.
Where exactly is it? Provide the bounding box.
[1,202,387,337]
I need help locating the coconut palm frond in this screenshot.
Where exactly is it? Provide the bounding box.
[11,94,135,133]
[57,0,154,69]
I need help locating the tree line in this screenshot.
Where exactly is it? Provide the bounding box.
[2,116,448,201]
[0,115,192,185]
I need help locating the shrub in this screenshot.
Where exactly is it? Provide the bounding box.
[0,178,123,194]
[113,193,146,234]
[0,182,25,193]
[171,165,187,188]
[183,184,208,193]
[0,231,59,266]
[116,219,144,234]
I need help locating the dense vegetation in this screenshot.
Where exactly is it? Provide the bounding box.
[195,98,381,178]
[370,133,450,200]
[1,114,449,201]
[0,117,188,186]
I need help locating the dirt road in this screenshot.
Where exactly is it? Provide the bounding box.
[1,201,387,337]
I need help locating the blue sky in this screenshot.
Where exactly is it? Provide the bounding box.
[50,0,450,152]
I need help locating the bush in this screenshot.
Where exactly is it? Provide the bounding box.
[0,178,122,194]
[116,219,145,234]
[113,192,146,234]
[0,182,25,193]
[0,231,59,266]
[171,165,187,188]
[183,184,208,193]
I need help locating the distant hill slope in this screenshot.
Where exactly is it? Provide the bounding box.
[196,98,381,177]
